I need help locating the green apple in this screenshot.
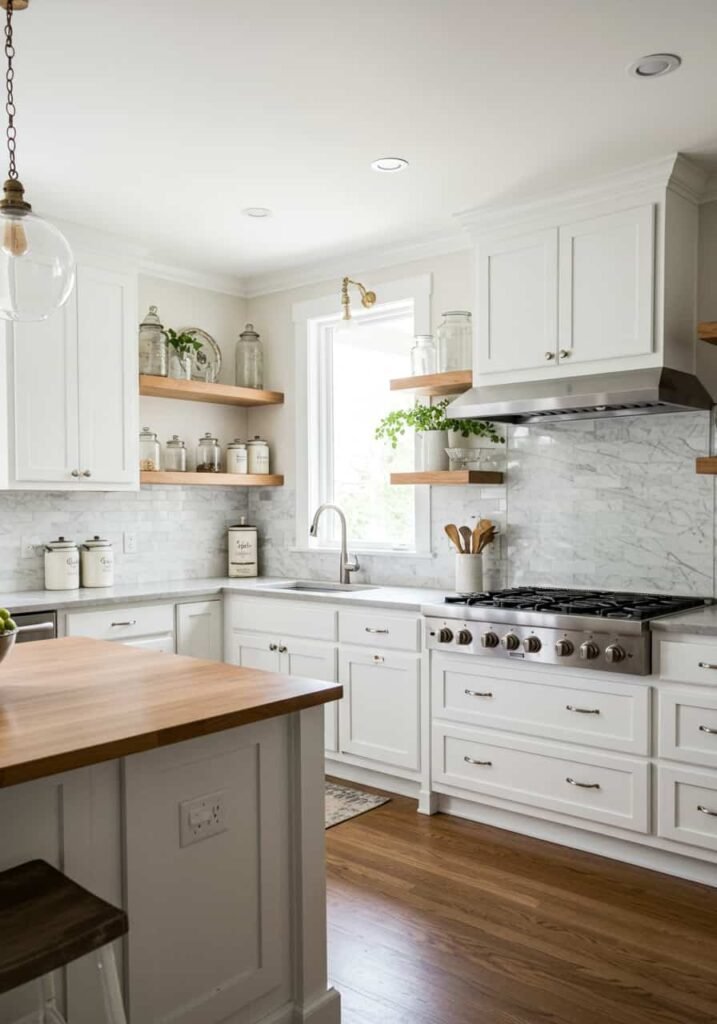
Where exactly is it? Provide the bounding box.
[4,618,16,632]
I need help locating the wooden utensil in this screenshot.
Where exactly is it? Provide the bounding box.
[444,524,463,554]
[458,526,473,554]
[477,527,496,554]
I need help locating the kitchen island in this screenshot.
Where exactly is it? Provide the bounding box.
[0,638,343,1024]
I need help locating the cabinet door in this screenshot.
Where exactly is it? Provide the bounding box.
[280,639,339,752]
[477,229,558,374]
[228,631,281,673]
[176,601,223,661]
[76,264,137,485]
[119,634,175,653]
[9,297,80,484]
[558,205,654,365]
[339,650,421,772]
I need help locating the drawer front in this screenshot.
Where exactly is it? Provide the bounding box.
[432,654,649,755]
[338,610,420,651]
[657,765,717,853]
[658,639,717,687]
[433,724,649,832]
[227,597,336,642]
[66,603,174,641]
[659,688,717,769]
[120,634,175,654]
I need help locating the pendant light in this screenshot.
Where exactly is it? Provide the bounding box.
[0,0,74,322]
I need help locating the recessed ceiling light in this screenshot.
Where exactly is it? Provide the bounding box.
[628,53,681,78]
[242,207,272,218]
[371,157,409,173]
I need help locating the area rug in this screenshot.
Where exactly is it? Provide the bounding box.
[325,781,390,829]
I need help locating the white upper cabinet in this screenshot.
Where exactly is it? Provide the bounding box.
[2,242,138,490]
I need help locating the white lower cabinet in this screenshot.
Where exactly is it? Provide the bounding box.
[229,631,282,673]
[121,633,175,654]
[658,765,717,853]
[176,600,223,661]
[338,649,421,772]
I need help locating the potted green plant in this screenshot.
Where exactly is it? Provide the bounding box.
[166,329,202,380]
[375,399,502,472]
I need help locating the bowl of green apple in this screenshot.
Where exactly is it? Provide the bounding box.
[0,608,17,666]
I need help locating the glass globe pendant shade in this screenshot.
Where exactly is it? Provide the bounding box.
[0,200,75,322]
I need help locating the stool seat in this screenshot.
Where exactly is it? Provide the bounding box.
[0,860,128,995]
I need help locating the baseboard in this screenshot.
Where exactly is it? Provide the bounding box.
[325,759,420,801]
[296,987,341,1024]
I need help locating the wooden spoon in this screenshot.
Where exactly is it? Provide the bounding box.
[444,524,463,554]
[477,527,496,554]
[459,526,473,554]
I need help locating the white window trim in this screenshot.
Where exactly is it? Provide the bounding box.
[293,273,432,556]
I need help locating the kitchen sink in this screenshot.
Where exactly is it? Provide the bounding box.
[263,580,379,594]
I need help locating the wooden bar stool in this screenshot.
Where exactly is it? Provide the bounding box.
[0,859,128,1024]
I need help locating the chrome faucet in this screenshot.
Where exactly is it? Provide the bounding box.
[309,504,360,584]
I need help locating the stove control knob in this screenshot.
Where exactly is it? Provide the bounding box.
[480,631,499,649]
[580,641,600,661]
[605,643,626,664]
[501,633,520,652]
[555,638,574,657]
[437,627,454,644]
[456,629,473,646]
[523,635,542,654]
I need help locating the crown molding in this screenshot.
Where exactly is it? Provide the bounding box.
[240,229,470,299]
[139,259,247,298]
[702,173,717,205]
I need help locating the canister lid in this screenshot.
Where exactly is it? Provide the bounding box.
[140,426,158,441]
[46,536,78,550]
[166,434,186,448]
[140,305,163,329]
[247,435,267,445]
[198,431,219,444]
[230,515,254,529]
[82,535,111,548]
[239,323,260,341]
[227,438,247,449]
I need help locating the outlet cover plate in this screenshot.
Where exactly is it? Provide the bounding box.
[179,790,228,848]
[123,531,138,555]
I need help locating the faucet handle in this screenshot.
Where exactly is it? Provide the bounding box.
[344,554,360,574]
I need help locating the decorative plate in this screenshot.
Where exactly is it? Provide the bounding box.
[178,326,222,383]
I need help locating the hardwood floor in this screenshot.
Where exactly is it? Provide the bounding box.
[326,786,717,1024]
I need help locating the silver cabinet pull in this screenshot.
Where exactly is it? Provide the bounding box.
[110,620,136,627]
[278,645,288,654]
[699,724,717,735]
[71,469,80,478]
[464,689,493,698]
[269,643,278,651]
[464,755,492,766]
[559,349,571,359]
[365,627,389,634]
[82,469,92,478]
[698,662,717,670]
[697,805,717,817]
[544,351,555,360]
[566,704,600,715]
[566,777,601,790]
[372,654,384,664]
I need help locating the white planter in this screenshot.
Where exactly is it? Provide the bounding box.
[455,553,483,595]
[168,351,192,380]
[415,430,449,471]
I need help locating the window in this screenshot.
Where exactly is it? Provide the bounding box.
[295,276,431,554]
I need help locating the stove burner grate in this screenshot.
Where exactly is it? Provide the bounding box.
[444,587,706,621]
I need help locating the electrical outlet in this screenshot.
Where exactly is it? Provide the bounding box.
[123,531,138,554]
[20,536,42,559]
[179,790,228,848]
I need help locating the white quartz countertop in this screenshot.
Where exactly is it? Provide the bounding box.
[651,604,717,637]
[1,577,447,615]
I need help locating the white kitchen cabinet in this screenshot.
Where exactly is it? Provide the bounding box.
[558,205,655,366]
[120,634,175,654]
[4,258,137,489]
[477,228,558,374]
[229,631,282,673]
[338,649,421,772]
[177,600,223,661]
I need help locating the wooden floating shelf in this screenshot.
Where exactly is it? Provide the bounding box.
[139,375,284,407]
[698,322,717,344]
[389,370,473,397]
[140,471,284,487]
[696,457,717,475]
[390,470,504,486]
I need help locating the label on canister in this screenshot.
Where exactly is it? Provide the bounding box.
[228,525,258,578]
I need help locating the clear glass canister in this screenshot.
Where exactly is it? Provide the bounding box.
[436,311,472,372]
[410,334,437,376]
[139,426,161,471]
[138,305,167,376]
[196,432,221,472]
[235,323,264,389]
[226,439,248,474]
[165,435,187,472]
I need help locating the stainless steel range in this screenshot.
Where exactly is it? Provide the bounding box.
[422,588,709,676]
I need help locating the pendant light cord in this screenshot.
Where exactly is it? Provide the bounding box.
[4,0,17,181]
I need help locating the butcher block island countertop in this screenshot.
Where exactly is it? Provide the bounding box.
[0,636,343,788]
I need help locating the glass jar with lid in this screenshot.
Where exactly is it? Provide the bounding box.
[235,323,264,389]
[196,432,221,473]
[436,311,472,372]
[410,334,437,376]
[138,305,167,376]
[139,426,161,471]
[164,434,187,472]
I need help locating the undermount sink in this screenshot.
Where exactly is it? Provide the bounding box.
[264,580,379,594]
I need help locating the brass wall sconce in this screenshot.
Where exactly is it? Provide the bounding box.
[341,277,377,321]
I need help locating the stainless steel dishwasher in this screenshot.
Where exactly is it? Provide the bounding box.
[14,610,57,642]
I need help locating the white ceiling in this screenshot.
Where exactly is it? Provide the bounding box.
[14,0,717,289]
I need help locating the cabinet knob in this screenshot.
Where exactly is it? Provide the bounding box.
[544,351,555,360]
[559,349,571,359]
[269,643,278,652]
[82,469,92,477]
[278,645,288,654]
[71,469,80,478]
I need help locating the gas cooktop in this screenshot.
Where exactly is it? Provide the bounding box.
[442,587,705,622]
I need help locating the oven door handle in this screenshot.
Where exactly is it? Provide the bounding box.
[16,622,56,635]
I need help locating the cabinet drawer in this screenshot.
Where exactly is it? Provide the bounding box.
[120,634,175,654]
[658,639,717,687]
[432,654,649,755]
[227,597,336,641]
[338,610,420,651]
[433,724,649,833]
[657,765,717,853]
[66,603,174,641]
[659,688,717,769]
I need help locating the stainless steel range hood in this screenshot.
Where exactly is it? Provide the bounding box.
[447,367,714,424]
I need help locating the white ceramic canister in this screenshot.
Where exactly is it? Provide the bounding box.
[228,518,258,578]
[80,536,115,588]
[226,439,248,474]
[44,537,80,591]
[247,436,270,474]
[455,553,483,596]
